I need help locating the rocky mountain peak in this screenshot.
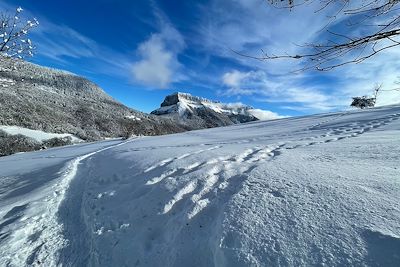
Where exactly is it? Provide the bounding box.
[160,92,220,107]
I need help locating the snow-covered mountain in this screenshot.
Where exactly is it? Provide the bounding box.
[0,56,188,155]
[151,92,279,129]
[1,104,399,266]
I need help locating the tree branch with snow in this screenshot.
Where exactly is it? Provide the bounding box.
[0,6,39,59]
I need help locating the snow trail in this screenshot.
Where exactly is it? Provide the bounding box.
[0,139,133,266]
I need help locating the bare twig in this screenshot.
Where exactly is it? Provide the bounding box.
[248,0,400,71]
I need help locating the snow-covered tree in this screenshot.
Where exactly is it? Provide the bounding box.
[0,6,38,59]
[350,96,376,109]
[350,84,381,109]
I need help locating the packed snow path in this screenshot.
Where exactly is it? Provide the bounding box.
[1,105,400,266]
[0,140,131,266]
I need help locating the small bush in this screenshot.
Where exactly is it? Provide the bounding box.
[0,130,74,156]
[0,130,41,156]
[350,96,376,109]
[42,136,72,148]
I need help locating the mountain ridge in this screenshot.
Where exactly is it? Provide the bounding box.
[151,91,280,129]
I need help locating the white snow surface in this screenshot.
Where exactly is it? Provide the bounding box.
[0,125,82,143]
[0,105,400,266]
[125,115,142,121]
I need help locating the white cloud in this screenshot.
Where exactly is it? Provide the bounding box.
[222,70,252,87]
[219,101,285,120]
[132,35,174,88]
[248,108,285,120]
[260,85,338,112]
[222,87,257,97]
[132,21,185,88]
[284,88,329,106]
[220,70,265,96]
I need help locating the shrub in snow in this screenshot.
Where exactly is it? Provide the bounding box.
[350,96,376,109]
[42,136,73,148]
[0,131,75,156]
[351,85,381,110]
[0,130,40,156]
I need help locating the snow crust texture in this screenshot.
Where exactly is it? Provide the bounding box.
[0,105,400,266]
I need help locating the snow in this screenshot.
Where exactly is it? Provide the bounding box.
[179,97,246,116]
[0,78,16,87]
[125,115,142,121]
[0,105,400,266]
[0,125,82,143]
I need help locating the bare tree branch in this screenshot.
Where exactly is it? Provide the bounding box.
[242,0,400,71]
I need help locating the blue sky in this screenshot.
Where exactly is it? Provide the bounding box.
[2,0,400,117]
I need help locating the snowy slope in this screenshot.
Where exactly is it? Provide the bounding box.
[0,105,400,266]
[0,125,82,143]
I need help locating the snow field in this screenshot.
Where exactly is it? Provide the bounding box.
[0,105,399,266]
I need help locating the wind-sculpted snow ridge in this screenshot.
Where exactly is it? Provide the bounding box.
[0,105,400,266]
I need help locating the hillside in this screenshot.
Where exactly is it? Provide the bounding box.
[0,104,399,266]
[0,56,187,142]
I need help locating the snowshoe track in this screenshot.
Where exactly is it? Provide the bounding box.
[143,112,400,220]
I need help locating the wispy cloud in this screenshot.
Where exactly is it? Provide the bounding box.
[34,24,96,60]
[132,24,185,88]
[132,1,185,89]
[220,70,259,96]
[32,22,134,76]
[0,2,133,78]
[196,0,331,73]
[219,69,343,112]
